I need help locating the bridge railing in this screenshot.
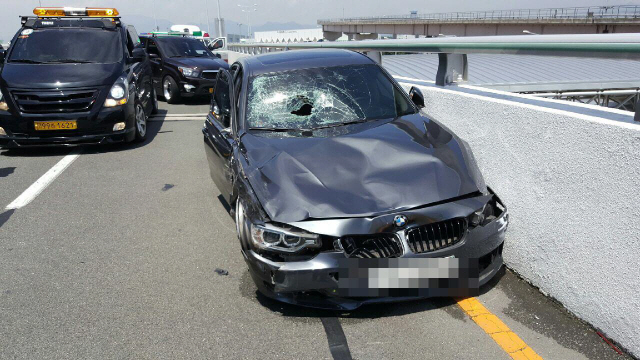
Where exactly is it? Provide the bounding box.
[317,5,640,23]
[228,33,640,118]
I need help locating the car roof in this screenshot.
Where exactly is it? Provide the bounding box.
[239,49,375,77]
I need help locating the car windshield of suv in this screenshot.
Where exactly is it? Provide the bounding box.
[158,38,213,58]
[246,64,415,130]
[8,28,122,64]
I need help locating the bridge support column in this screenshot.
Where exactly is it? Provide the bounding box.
[354,33,378,40]
[323,31,342,41]
[436,53,468,86]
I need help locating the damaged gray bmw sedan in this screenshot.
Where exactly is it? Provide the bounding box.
[203,49,509,310]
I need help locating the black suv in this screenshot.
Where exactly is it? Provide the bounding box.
[0,7,156,148]
[140,35,229,104]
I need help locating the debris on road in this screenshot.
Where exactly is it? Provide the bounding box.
[215,268,229,276]
[162,184,175,191]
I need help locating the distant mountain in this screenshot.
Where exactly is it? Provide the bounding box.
[252,22,319,32]
[120,14,174,33]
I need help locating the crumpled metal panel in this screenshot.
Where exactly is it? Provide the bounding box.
[241,112,487,223]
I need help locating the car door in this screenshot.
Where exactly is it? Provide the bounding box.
[145,39,163,94]
[203,69,234,203]
[127,26,153,113]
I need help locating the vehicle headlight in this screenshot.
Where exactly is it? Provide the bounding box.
[0,89,8,112]
[110,84,126,99]
[104,75,129,107]
[250,223,321,253]
[179,66,199,78]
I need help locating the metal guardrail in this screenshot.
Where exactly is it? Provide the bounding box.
[228,33,640,59]
[318,5,640,23]
[228,33,640,109]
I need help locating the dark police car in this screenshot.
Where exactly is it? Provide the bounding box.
[204,49,509,309]
[0,7,156,148]
[140,35,229,104]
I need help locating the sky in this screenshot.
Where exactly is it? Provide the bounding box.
[0,0,636,41]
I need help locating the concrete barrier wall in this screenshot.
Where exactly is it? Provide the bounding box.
[398,82,640,357]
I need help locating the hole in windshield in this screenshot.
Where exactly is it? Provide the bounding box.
[246,64,414,130]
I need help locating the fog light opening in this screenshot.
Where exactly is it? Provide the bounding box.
[113,122,126,131]
[184,84,196,92]
[0,127,6,136]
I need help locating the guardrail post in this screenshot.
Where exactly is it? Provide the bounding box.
[436,53,468,86]
[635,99,640,122]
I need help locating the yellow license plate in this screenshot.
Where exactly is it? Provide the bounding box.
[209,88,214,93]
[34,121,77,131]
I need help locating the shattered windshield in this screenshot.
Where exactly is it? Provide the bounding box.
[246,64,414,130]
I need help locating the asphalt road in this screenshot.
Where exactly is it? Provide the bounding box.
[0,98,631,360]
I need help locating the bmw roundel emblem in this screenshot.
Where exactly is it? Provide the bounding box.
[393,215,408,228]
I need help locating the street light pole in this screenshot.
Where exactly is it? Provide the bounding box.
[205,0,211,35]
[238,4,257,39]
[217,0,223,38]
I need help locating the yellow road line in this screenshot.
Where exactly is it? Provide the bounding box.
[457,297,543,360]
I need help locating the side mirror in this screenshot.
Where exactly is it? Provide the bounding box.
[409,86,425,108]
[130,48,147,63]
[211,100,231,127]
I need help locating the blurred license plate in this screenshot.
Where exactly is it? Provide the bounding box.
[338,258,479,297]
[209,88,214,93]
[34,121,77,131]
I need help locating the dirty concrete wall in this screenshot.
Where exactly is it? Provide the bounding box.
[397,82,640,357]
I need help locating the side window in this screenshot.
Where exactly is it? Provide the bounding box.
[211,72,231,128]
[147,40,160,58]
[127,25,141,47]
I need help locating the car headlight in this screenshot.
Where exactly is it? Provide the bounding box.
[250,223,321,253]
[104,75,129,107]
[0,89,8,112]
[179,66,199,78]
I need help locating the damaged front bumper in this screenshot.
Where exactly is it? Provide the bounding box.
[242,193,509,310]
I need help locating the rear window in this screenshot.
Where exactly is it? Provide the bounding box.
[9,28,123,64]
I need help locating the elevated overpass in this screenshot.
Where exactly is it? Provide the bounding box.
[318,6,640,40]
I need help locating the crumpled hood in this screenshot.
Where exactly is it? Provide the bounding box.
[1,63,121,89]
[173,57,228,70]
[241,113,487,223]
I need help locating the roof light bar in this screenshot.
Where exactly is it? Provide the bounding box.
[33,7,119,17]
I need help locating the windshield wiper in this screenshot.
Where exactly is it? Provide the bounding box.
[309,118,375,130]
[9,59,44,64]
[43,59,95,64]
[249,127,312,132]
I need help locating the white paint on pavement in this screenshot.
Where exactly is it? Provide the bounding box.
[5,149,82,210]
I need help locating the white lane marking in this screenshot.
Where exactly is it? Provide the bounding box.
[149,113,208,117]
[5,148,82,210]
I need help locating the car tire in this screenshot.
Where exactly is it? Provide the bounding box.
[150,87,159,115]
[163,76,180,104]
[235,200,250,250]
[134,101,147,142]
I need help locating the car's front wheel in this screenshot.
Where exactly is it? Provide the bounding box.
[134,101,147,142]
[163,76,180,104]
[235,200,250,250]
